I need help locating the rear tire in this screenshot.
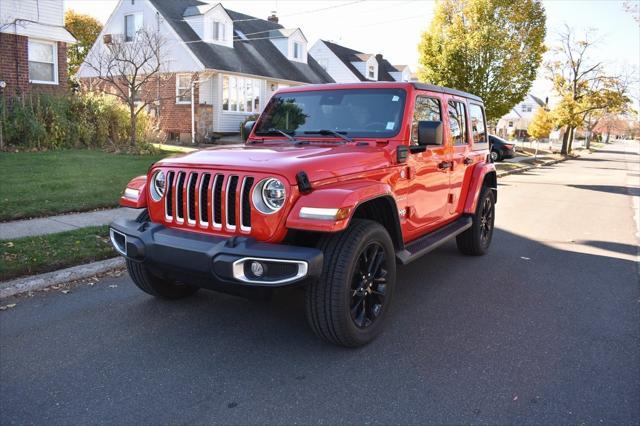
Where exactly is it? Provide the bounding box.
[490,150,501,162]
[456,186,495,256]
[126,259,199,300]
[305,219,396,347]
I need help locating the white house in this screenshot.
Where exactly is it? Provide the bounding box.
[309,39,411,83]
[77,0,333,140]
[496,94,547,139]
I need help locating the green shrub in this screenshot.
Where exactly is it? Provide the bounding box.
[0,92,159,152]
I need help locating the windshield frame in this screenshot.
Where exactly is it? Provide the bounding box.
[254,88,408,140]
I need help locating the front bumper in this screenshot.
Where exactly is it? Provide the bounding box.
[109,218,323,288]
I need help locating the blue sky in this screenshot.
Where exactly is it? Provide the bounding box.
[65,0,640,103]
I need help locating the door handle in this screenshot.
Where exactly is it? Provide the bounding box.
[463,157,474,165]
[437,161,451,170]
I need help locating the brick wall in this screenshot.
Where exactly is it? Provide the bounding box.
[80,72,214,142]
[0,33,69,96]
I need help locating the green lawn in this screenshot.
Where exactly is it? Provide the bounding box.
[0,150,165,221]
[0,226,115,281]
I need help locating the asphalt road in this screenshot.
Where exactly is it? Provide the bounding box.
[1,141,639,425]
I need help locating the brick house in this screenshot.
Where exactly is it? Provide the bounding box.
[0,0,76,96]
[77,0,333,141]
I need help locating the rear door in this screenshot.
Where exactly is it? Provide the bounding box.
[405,93,451,239]
[447,98,472,215]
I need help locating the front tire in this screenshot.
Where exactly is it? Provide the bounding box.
[490,150,501,162]
[456,186,495,256]
[127,260,199,299]
[305,219,396,347]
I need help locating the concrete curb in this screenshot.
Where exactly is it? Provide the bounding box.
[0,258,125,299]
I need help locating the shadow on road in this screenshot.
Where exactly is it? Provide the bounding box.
[1,227,638,425]
[569,184,639,196]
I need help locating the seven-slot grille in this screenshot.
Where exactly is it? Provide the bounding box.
[163,170,255,232]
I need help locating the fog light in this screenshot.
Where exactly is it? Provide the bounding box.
[250,261,265,277]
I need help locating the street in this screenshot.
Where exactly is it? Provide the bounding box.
[1,141,638,425]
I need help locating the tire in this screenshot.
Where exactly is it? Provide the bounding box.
[305,219,396,347]
[456,186,495,256]
[126,208,199,299]
[126,259,199,299]
[490,150,501,162]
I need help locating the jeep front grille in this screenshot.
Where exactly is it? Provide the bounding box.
[163,170,255,232]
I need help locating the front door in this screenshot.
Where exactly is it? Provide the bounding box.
[405,94,451,240]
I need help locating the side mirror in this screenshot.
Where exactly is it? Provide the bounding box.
[242,120,256,142]
[418,120,443,146]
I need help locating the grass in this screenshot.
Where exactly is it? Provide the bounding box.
[0,226,116,281]
[0,150,165,221]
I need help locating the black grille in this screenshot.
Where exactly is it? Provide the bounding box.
[187,173,198,222]
[165,171,174,217]
[226,175,239,227]
[241,177,254,229]
[199,173,211,223]
[213,174,223,225]
[175,172,185,220]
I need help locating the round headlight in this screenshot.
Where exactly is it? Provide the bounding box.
[151,171,165,201]
[253,178,286,214]
[262,178,286,211]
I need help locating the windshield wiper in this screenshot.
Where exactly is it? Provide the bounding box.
[254,128,296,142]
[303,129,352,143]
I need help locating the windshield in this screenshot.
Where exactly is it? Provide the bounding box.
[255,89,407,139]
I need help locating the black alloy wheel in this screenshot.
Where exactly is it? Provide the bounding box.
[350,242,388,328]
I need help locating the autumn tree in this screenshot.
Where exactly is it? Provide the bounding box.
[527,106,554,140]
[65,10,102,76]
[546,27,630,154]
[418,0,546,120]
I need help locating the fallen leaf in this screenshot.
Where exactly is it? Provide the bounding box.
[61,290,70,294]
[520,256,531,261]
[3,242,14,248]
[0,303,16,310]
[109,284,118,288]
[513,395,518,401]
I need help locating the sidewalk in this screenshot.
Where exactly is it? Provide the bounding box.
[0,208,139,240]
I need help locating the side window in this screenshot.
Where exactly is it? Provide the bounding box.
[448,100,468,145]
[469,103,488,147]
[411,96,441,145]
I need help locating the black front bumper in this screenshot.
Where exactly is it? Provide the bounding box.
[109,218,323,288]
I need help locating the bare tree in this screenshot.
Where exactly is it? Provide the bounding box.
[546,26,630,154]
[83,28,191,147]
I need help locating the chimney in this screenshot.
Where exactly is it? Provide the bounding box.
[268,11,279,23]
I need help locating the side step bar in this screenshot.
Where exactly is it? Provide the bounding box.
[396,216,473,265]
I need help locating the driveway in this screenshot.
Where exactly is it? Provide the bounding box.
[1,141,638,425]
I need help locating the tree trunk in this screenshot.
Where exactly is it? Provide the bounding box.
[605,131,610,144]
[585,129,591,150]
[130,105,137,148]
[567,126,575,154]
[560,125,570,155]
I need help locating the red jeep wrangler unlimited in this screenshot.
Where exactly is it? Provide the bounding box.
[110,82,496,347]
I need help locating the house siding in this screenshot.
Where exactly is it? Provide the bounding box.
[308,41,360,83]
[0,33,69,96]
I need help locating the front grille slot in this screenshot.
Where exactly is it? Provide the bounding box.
[226,175,239,229]
[175,172,186,222]
[187,173,198,224]
[199,173,211,225]
[165,171,174,219]
[213,174,223,227]
[241,177,254,230]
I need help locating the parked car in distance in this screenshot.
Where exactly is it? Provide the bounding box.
[489,134,516,162]
[110,82,497,348]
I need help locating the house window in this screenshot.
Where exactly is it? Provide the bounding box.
[368,65,375,79]
[521,104,532,112]
[213,21,225,41]
[293,42,301,59]
[508,121,514,127]
[176,74,192,104]
[222,75,261,113]
[125,13,142,42]
[448,100,468,145]
[28,39,57,84]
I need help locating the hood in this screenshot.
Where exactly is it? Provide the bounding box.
[155,143,394,184]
